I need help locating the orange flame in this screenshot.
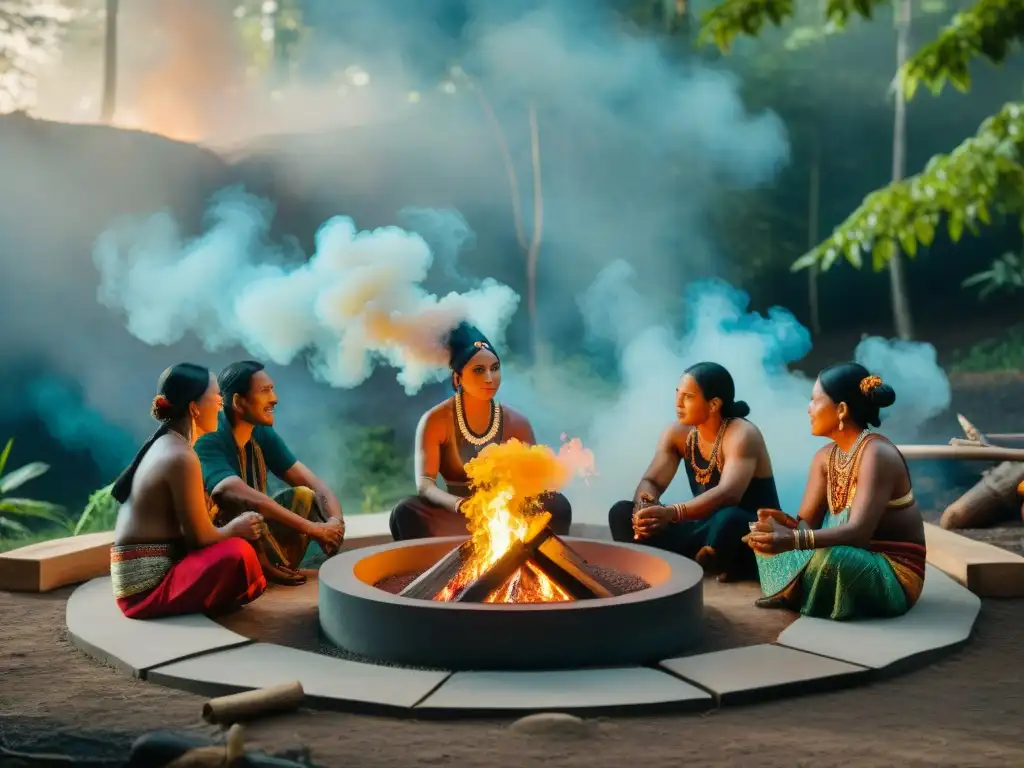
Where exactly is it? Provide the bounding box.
[435,437,596,603]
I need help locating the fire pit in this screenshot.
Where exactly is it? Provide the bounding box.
[318,523,704,670]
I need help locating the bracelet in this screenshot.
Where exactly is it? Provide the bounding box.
[671,502,686,523]
[807,528,815,549]
[455,498,465,514]
[793,529,804,550]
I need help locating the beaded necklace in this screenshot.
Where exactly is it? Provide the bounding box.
[454,390,501,447]
[686,418,731,485]
[826,429,872,513]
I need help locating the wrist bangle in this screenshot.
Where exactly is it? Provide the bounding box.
[807,528,815,549]
[671,502,686,523]
[793,529,803,550]
[456,498,465,514]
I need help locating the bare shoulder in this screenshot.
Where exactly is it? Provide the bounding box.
[662,421,691,455]
[155,438,200,479]
[419,399,453,441]
[501,403,530,430]
[863,434,903,468]
[725,418,765,449]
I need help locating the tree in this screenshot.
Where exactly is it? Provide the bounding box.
[700,0,1024,280]
[0,1,72,113]
[99,0,117,122]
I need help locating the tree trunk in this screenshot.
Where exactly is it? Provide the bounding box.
[526,103,545,366]
[100,0,119,123]
[889,0,914,340]
[807,129,822,336]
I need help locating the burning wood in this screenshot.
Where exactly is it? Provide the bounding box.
[399,511,622,603]
[398,438,619,604]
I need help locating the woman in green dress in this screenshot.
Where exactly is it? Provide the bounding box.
[744,362,926,621]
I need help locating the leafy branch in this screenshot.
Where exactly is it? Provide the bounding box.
[790,101,1024,272]
[900,0,1024,99]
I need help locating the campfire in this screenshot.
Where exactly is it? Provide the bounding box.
[400,438,623,604]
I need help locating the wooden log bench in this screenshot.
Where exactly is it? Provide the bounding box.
[0,531,114,592]
[924,522,1024,597]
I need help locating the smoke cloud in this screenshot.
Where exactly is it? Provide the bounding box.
[94,187,520,394]
[3,0,955,515]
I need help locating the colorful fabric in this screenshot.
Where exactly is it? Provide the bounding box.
[112,537,266,620]
[110,542,179,599]
[755,509,926,621]
[212,486,323,573]
[195,412,297,496]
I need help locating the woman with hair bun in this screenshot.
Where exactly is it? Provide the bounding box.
[745,362,926,621]
[110,363,266,619]
[608,362,781,582]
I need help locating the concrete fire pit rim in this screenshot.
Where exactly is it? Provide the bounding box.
[318,535,702,612]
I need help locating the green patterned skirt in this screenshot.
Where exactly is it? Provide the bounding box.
[755,510,926,621]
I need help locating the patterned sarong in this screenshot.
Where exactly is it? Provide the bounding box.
[211,486,324,581]
[110,542,180,599]
[755,509,926,621]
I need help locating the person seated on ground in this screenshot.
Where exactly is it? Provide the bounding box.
[608,362,780,582]
[195,360,345,586]
[744,362,926,621]
[390,322,572,540]
[111,363,266,620]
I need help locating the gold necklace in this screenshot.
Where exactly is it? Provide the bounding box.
[827,431,873,513]
[455,391,501,446]
[688,418,730,485]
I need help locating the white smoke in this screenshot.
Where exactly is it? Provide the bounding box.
[517,263,953,522]
[94,188,520,394]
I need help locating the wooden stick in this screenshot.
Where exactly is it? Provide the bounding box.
[897,444,1024,462]
[534,534,619,599]
[455,512,553,603]
[399,538,477,601]
[201,682,304,724]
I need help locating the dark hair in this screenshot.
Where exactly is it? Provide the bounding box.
[111,363,211,504]
[684,361,751,419]
[818,361,897,429]
[446,322,498,392]
[218,360,266,414]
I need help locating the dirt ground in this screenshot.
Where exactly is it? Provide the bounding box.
[4,375,1024,767]
[3,578,1024,768]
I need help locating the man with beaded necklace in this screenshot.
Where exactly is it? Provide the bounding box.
[607,362,780,582]
[389,322,573,540]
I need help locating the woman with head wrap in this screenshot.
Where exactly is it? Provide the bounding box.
[110,363,266,619]
[745,362,926,621]
[607,362,780,582]
[389,322,572,540]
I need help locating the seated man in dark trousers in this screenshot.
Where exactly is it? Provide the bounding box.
[195,360,345,585]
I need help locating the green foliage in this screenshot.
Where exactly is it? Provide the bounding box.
[342,425,410,514]
[72,482,118,535]
[700,0,1024,276]
[698,0,888,52]
[900,0,1024,99]
[791,101,1024,273]
[950,326,1024,372]
[0,438,65,542]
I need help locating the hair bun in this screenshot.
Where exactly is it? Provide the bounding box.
[725,400,751,419]
[151,394,175,421]
[868,384,896,409]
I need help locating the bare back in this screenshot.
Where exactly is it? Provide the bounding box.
[113,436,190,546]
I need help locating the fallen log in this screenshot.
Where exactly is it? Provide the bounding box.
[897,444,1024,462]
[202,681,304,724]
[940,460,1024,530]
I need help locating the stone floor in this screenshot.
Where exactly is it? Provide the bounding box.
[65,519,981,717]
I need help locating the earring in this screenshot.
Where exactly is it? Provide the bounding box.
[839,417,845,432]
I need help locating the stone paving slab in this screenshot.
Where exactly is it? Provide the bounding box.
[659,643,868,705]
[339,511,392,551]
[66,577,252,677]
[0,531,114,592]
[146,642,452,714]
[776,565,980,675]
[924,522,1024,597]
[414,667,712,716]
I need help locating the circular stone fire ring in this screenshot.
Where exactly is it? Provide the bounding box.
[318,536,704,671]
